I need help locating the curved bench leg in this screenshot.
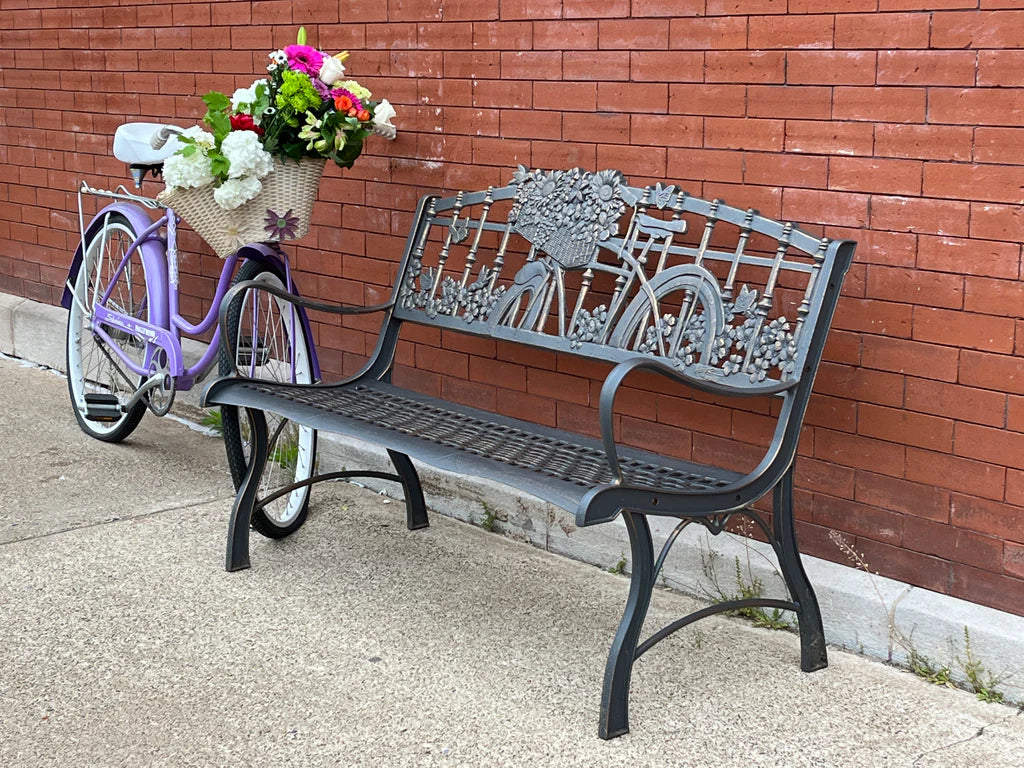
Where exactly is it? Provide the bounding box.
[599,511,655,740]
[387,449,429,530]
[225,407,269,572]
[773,468,828,672]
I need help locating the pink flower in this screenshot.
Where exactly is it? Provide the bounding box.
[330,87,362,112]
[284,45,325,78]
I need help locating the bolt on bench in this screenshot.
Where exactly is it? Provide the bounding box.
[202,167,856,738]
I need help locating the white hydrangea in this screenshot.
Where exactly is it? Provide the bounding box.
[220,130,273,180]
[213,176,263,210]
[230,79,268,114]
[162,150,214,190]
[180,125,215,149]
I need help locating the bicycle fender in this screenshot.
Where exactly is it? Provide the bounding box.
[60,203,168,328]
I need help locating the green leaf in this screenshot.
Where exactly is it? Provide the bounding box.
[252,82,270,117]
[202,91,231,112]
[279,140,304,159]
[209,153,230,179]
[296,26,307,46]
[181,144,197,157]
[206,109,231,140]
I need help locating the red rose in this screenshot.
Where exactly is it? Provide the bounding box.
[230,113,264,136]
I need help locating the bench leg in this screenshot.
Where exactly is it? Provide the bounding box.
[387,449,429,530]
[599,511,654,740]
[773,468,828,672]
[225,407,269,573]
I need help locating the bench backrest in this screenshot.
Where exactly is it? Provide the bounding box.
[391,166,855,399]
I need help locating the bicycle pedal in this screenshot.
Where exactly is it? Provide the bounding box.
[84,393,123,422]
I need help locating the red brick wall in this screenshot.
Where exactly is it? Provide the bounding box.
[2,1,1023,615]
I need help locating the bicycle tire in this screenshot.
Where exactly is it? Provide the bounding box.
[219,258,318,538]
[65,213,149,442]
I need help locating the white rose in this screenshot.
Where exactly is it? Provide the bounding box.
[371,99,397,140]
[372,99,396,128]
[319,56,346,86]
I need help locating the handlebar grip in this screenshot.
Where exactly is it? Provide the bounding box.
[150,126,181,150]
[371,123,397,141]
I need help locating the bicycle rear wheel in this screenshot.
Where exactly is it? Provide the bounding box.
[219,258,318,538]
[66,213,149,442]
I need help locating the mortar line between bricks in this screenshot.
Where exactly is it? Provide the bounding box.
[0,494,236,548]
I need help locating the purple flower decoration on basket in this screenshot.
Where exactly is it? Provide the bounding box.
[264,209,299,240]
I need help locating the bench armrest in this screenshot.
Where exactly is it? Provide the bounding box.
[588,357,800,526]
[217,278,395,373]
[598,357,793,482]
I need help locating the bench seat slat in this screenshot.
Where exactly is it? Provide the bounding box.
[211,377,740,513]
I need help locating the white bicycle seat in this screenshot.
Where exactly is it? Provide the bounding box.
[112,122,183,165]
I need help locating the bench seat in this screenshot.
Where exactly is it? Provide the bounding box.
[207,377,741,514]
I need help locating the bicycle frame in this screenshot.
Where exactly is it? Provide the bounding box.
[63,188,321,395]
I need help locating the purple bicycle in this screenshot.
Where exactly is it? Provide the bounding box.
[62,122,319,537]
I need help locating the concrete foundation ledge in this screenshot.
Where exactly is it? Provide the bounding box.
[6,289,1024,704]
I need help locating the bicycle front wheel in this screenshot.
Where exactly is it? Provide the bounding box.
[219,258,318,538]
[66,213,149,442]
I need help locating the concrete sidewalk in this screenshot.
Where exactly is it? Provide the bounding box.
[1,356,1022,767]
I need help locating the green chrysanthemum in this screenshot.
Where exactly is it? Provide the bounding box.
[276,70,321,115]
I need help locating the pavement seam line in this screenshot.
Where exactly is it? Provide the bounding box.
[0,494,235,547]
[910,707,1024,767]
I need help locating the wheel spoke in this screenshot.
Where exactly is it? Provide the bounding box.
[66,217,149,442]
[220,264,317,533]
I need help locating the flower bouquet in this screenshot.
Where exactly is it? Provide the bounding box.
[158,28,397,257]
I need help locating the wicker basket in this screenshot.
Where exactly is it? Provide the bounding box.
[158,157,326,257]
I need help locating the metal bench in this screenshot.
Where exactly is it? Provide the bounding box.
[202,166,857,738]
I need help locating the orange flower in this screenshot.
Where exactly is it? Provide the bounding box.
[347,108,358,118]
[356,109,370,122]
[334,95,353,112]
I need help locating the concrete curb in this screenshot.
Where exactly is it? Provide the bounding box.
[7,290,1023,702]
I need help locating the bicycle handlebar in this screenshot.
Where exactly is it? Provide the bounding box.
[150,126,182,150]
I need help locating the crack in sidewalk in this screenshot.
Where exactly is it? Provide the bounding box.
[911,707,1023,766]
[0,494,235,548]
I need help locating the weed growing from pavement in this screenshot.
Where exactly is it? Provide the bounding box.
[830,531,1013,704]
[698,520,791,631]
[608,554,627,575]
[962,627,1005,704]
[479,501,498,532]
[200,408,223,434]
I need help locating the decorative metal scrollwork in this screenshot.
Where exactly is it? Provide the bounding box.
[396,166,831,389]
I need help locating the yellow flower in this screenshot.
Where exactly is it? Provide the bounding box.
[339,79,371,101]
